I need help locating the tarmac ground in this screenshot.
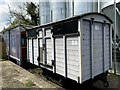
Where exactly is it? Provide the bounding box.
[0,60,61,89]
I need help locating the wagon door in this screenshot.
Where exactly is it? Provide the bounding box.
[38,30,43,64]
[54,36,65,76]
[28,39,33,64]
[44,29,52,66]
[33,39,38,66]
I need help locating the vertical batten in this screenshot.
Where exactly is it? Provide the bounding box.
[51,28,55,72]
[52,36,56,73]
[102,21,105,72]
[37,30,39,66]
[110,25,112,69]
[90,18,94,78]
[65,36,67,78]
[78,19,82,83]
[42,28,46,64]
[63,36,66,77]
[27,38,29,62]
[32,38,34,64]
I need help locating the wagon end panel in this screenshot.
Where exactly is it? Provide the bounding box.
[81,14,112,83]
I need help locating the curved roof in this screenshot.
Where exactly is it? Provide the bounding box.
[27,12,113,30]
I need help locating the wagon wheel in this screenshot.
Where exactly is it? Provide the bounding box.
[103,80,109,87]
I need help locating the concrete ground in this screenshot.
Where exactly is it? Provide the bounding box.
[116,61,120,74]
[0,60,120,89]
[0,60,61,89]
[109,61,120,75]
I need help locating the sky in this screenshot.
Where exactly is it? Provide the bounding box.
[0,0,39,32]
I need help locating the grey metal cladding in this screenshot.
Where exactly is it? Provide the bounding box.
[50,2,66,22]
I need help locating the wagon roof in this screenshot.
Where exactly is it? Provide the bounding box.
[27,12,113,31]
[2,24,34,33]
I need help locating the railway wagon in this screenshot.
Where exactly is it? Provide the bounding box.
[26,13,112,84]
[2,25,27,66]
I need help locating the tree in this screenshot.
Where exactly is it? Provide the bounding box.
[7,2,39,27]
[26,2,39,26]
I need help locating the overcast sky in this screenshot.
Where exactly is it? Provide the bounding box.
[0,0,39,32]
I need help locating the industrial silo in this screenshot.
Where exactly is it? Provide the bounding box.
[39,0,50,24]
[50,0,66,22]
[100,0,120,74]
[101,1,120,38]
[39,0,99,24]
[66,0,98,17]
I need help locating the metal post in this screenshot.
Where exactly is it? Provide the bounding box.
[50,10,53,22]
[114,0,117,74]
[72,0,74,16]
[98,0,100,13]
[90,18,94,78]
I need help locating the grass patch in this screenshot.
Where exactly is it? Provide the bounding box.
[24,81,36,87]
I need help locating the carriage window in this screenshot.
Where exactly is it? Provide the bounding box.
[53,20,78,35]
[27,29,37,38]
[63,20,78,34]
[53,23,64,35]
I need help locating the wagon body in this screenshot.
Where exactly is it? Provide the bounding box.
[3,25,27,65]
[27,13,112,83]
